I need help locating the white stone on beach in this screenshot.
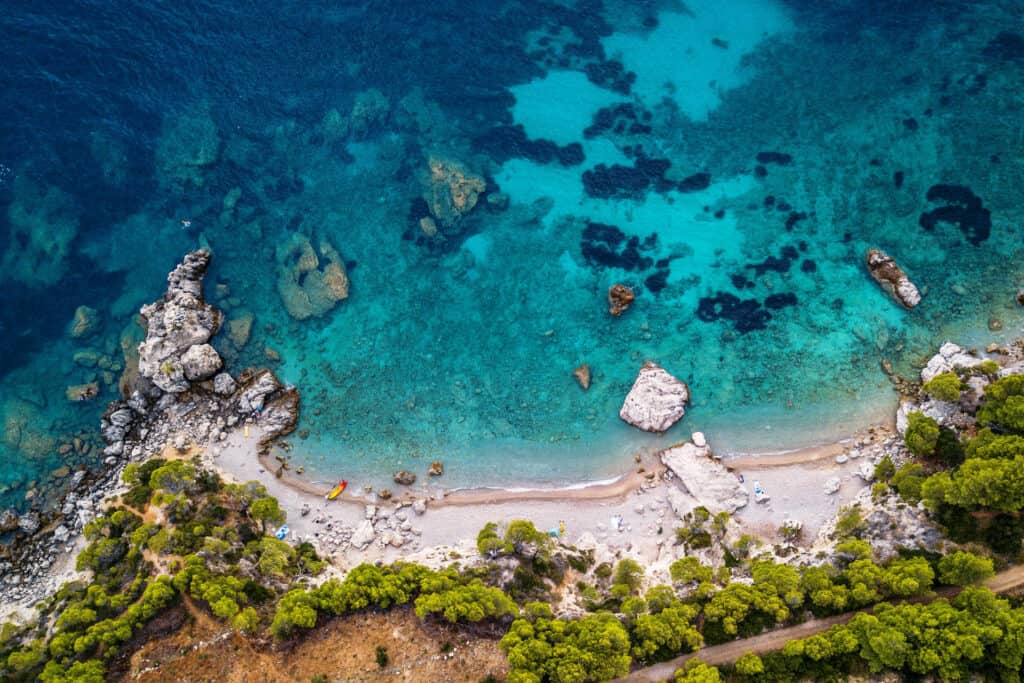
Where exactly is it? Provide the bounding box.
[835,454,848,464]
[619,361,690,433]
[660,441,747,514]
[855,461,875,482]
[350,520,375,549]
[691,431,706,448]
[823,477,841,495]
[365,505,377,520]
[412,499,427,515]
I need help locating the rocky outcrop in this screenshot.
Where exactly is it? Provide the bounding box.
[865,249,921,308]
[137,249,223,393]
[620,362,689,433]
[420,156,485,234]
[274,233,350,320]
[68,305,100,338]
[394,471,416,486]
[661,440,748,514]
[428,460,444,477]
[0,508,19,533]
[608,284,635,316]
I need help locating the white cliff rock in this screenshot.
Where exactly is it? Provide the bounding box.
[620,362,690,433]
[661,441,747,514]
[920,342,981,383]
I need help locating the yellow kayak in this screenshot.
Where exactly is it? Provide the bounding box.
[325,479,348,501]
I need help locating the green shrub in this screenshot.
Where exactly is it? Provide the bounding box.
[476,522,503,557]
[976,360,1000,377]
[375,645,388,669]
[978,374,1024,433]
[612,558,644,594]
[734,652,765,675]
[874,456,896,482]
[904,411,940,457]
[923,372,963,402]
[937,551,995,586]
[890,463,927,504]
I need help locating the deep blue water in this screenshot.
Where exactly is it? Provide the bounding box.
[3,0,1023,512]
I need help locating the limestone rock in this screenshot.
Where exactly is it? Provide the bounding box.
[666,485,697,520]
[608,284,635,316]
[69,305,100,338]
[17,512,40,535]
[428,460,444,477]
[620,361,690,433]
[691,431,707,448]
[350,520,376,549]
[865,249,921,308]
[856,461,875,482]
[823,477,841,495]
[274,233,349,320]
[573,363,591,390]
[661,441,748,514]
[421,156,485,233]
[920,342,982,383]
[412,499,427,515]
[213,372,237,396]
[181,343,222,381]
[394,470,416,486]
[137,250,222,393]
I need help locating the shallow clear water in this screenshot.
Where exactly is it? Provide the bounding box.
[3,0,1024,508]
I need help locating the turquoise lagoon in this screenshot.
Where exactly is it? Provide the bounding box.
[2,0,1024,509]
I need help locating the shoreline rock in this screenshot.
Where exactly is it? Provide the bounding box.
[661,440,748,514]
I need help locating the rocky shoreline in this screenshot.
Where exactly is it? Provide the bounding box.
[4,248,1023,616]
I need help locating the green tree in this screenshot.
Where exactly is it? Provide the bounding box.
[937,551,994,586]
[148,460,197,494]
[670,557,713,585]
[612,558,644,595]
[890,463,927,503]
[923,372,963,402]
[414,579,517,623]
[905,411,940,457]
[249,496,285,531]
[630,602,702,661]
[476,522,503,557]
[965,428,1024,460]
[502,520,549,555]
[978,374,1024,433]
[270,588,318,639]
[501,611,631,683]
[703,582,788,639]
[674,659,722,682]
[734,652,765,675]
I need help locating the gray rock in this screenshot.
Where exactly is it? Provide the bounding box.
[17,512,40,534]
[619,361,690,433]
[855,461,875,482]
[823,477,841,495]
[661,441,747,514]
[52,525,70,543]
[213,372,237,396]
[181,343,223,381]
[236,371,281,413]
[0,509,19,533]
[412,499,427,515]
[70,470,87,487]
[920,342,981,383]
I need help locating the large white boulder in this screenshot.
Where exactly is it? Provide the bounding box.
[661,441,748,514]
[620,362,690,433]
[920,342,981,383]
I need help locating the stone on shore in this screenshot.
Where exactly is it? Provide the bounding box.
[213,372,237,396]
[620,361,690,433]
[865,249,921,308]
[394,470,416,486]
[350,520,376,549]
[661,441,748,514]
[428,460,444,477]
[823,476,841,495]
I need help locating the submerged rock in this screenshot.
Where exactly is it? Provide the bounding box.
[68,305,100,339]
[865,249,921,308]
[137,249,222,393]
[421,156,486,234]
[620,361,689,433]
[393,470,416,486]
[607,283,635,316]
[661,441,748,514]
[65,382,99,402]
[274,233,350,320]
[428,460,444,477]
[573,363,591,390]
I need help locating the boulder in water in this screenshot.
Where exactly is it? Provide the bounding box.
[393,470,416,486]
[573,363,591,390]
[68,305,100,339]
[608,284,635,316]
[421,156,485,234]
[620,361,689,433]
[865,249,921,308]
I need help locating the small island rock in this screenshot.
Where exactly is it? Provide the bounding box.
[394,470,416,486]
[865,249,921,308]
[573,363,591,390]
[619,361,690,433]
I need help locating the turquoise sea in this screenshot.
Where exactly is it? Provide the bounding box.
[2,0,1024,512]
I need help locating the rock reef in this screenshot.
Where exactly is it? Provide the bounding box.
[274,233,350,320]
[420,156,486,235]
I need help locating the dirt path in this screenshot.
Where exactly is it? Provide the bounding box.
[618,565,1024,682]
